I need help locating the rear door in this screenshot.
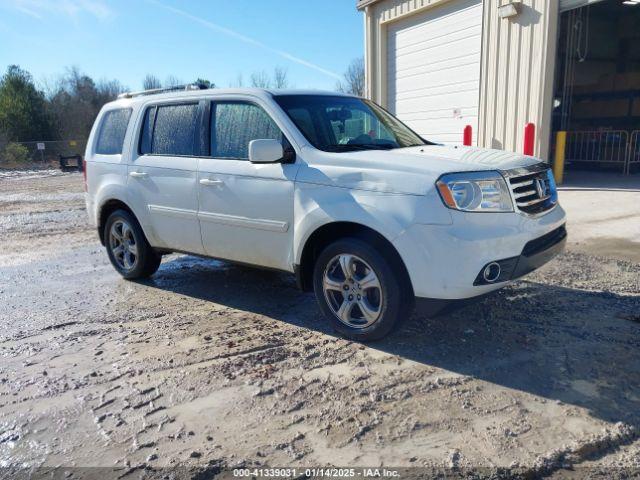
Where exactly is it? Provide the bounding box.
[197,98,298,271]
[127,101,205,254]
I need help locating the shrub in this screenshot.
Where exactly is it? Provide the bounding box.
[1,142,30,165]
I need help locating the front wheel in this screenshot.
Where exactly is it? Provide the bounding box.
[104,209,161,279]
[313,238,412,341]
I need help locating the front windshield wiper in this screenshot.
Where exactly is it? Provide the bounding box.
[324,143,396,152]
[403,143,427,148]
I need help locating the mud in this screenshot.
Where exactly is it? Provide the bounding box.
[0,171,639,478]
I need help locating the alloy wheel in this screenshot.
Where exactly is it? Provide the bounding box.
[109,219,138,272]
[322,253,383,328]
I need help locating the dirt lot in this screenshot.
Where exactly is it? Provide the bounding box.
[1,171,639,479]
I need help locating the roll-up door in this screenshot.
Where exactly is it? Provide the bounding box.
[386,0,483,144]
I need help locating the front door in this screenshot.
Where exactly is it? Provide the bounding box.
[127,101,204,254]
[197,100,298,271]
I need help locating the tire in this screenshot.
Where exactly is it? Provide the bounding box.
[312,238,412,341]
[104,209,161,279]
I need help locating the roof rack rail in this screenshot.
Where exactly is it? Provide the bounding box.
[117,83,208,99]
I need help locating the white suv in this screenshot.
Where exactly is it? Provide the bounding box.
[85,87,566,341]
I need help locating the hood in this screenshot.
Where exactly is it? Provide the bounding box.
[299,144,544,196]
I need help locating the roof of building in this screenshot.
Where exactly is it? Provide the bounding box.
[356,0,381,10]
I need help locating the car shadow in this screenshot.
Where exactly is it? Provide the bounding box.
[141,254,640,428]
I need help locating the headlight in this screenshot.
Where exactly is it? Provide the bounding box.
[436,171,513,212]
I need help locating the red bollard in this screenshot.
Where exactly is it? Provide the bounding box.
[463,125,472,146]
[523,123,535,156]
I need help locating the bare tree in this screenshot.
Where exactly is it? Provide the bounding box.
[164,75,183,88]
[46,66,125,140]
[250,70,271,88]
[142,74,161,90]
[272,66,289,89]
[336,57,365,97]
[97,78,126,102]
[229,73,244,88]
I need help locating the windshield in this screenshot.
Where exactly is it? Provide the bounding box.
[273,95,429,152]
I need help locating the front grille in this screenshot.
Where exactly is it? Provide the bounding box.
[506,166,556,215]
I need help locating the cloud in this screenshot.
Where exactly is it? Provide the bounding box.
[145,0,342,81]
[1,0,113,21]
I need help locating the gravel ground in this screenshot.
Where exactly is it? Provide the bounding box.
[0,171,639,479]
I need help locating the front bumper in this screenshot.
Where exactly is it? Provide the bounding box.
[473,224,567,285]
[511,224,567,279]
[392,204,567,299]
[415,224,567,316]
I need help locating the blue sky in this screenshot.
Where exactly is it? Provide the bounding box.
[0,0,364,91]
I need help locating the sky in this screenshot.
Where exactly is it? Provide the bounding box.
[0,0,364,92]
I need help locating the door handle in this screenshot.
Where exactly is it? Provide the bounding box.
[129,171,148,178]
[199,178,224,186]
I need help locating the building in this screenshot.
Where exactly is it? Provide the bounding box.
[358,0,640,175]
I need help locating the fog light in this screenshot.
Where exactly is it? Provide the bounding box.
[473,257,519,286]
[483,262,501,283]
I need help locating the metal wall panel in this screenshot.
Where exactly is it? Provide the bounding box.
[477,0,559,159]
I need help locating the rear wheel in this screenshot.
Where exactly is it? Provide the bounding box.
[104,209,161,279]
[313,238,412,341]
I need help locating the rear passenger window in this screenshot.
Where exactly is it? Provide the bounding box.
[212,102,282,159]
[139,103,199,156]
[96,109,131,155]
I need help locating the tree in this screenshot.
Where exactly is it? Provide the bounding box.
[47,66,125,140]
[164,75,183,88]
[97,79,126,101]
[0,65,53,141]
[336,57,365,97]
[250,70,271,88]
[1,142,30,165]
[230,73,244,88]
[272,66,289,89]
[195,78,215,89]
[142,74,161,90]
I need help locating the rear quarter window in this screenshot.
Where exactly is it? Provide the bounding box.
[95,109,132,155]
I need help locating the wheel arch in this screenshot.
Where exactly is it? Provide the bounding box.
[296,221,414,297]
[97,198,136,245]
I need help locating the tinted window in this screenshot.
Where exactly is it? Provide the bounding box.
[95,109,131,155]
[139,106,156,154]
[212,102,282,159]
[140,103,199,156]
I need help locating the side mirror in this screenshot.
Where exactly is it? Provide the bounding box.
[248,139,284,163]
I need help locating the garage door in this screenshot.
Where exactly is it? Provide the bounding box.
[387,0,483,145]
